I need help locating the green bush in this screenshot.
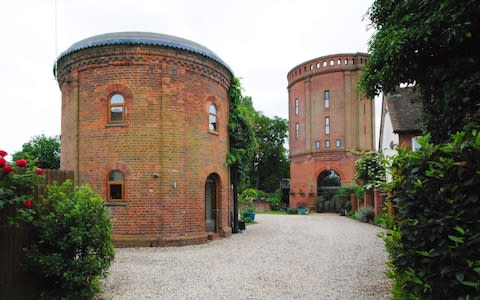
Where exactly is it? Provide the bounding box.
[354,206,374,223]
[286,208,298,214]
[267,189,282,210]
[384,131,480,299]
[332,184,359,212]
[23,180,114,299]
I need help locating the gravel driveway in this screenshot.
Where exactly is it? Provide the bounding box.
[101,214,392,299]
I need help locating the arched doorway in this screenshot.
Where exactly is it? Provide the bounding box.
[317,170,341,212]
[205,174,218,232]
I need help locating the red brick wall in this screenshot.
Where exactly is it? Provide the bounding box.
[56,44,233,246]
[287,54,374,208]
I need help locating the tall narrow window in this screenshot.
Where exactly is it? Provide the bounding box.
[325,140,331,148]
[324,90,330,108]
[315,140,321,149]
[209,104,217,131]
[295,123,300,139]
[108,170,124,201]
[325,117,330,135]
[335,139,341,148]
[109,93,125,122]
[295,98,299,115]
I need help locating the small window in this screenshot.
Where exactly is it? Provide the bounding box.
[295,123,300,139]
[315,140,321,149]
[295,98,299,115]
[325,117,330,135]
[325,140,331,148]
[109,93,125,122]
[336,139,341,148]
[108,170,124,201]
[324,90,330,108]
[209,104,217,131]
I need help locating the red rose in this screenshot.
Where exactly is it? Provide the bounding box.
[0,150,7,157]
[16,159,28,167]
[3,165,13,173]
[23,200,33,209]
[0,157,5,167]
[35,168,44,175]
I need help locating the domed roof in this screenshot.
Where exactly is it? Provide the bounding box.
[55,32,232,73]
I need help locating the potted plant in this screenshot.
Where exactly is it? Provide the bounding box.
[240,188,257,223]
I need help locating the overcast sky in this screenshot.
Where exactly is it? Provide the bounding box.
[0,0,378,158]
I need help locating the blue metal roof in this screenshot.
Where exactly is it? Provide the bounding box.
[55,32,232,73]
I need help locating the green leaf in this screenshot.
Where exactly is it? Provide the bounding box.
[448,235,464,244]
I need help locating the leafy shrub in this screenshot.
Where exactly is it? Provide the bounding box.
[353,150,385,191]
[354,206,374,223]
[267,189,282,210]
[286,208,298,214]
[332,184,360,212]
[384,131,480,299]
[0,151,44,216]
[23,180,114,299]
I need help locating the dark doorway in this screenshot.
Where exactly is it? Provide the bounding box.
[317,170,341,212]
[205,175,217,232]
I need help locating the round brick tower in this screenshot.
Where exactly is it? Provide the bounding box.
[54,32,233,246]
[287,53,375,209]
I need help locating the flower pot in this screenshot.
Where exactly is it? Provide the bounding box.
[243,211,256,221]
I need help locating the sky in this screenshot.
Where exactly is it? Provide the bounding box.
[0,0,379,158]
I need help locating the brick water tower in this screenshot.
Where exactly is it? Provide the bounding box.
[54,32,233,246]
[287,53,375,209]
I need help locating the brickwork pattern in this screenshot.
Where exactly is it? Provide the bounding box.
[287,53,375,208]
[56,42,233,246]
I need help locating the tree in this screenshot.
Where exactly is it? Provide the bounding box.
[13,134,60,169]
[359,0,480,143]
[250,114,289,193]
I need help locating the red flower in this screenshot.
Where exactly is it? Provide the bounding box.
[0,150,7,157]
[36,168,44,175]
[0,157,5,167]
[16,159,28,167]
[3,165,13,173]
[23,200,33,209]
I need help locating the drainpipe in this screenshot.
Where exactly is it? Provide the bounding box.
[232,164,239,233]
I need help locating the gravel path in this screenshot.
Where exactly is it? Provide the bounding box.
[101,214,392,299]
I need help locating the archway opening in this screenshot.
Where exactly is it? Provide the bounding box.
[317,170,341,212]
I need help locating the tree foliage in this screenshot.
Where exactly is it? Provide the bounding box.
[228,78,257,190]
[250,113,289,193]
[13,134,60,169]
[23,181,114,299]
[384,132,480,299]
[228,78,289,192]
[359,0,480,143]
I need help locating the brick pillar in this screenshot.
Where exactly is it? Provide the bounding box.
[373,188,383,216]
[350,193,358,212]
[364,190,374,208]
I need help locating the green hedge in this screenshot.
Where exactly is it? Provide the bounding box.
[384,131,480,299]
[22,181,114,299]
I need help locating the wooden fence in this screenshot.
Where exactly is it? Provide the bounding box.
[0,170,74,300]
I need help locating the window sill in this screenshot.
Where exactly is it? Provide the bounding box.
[104,201,127,207]
[208,130,219,135]
[106,122,127,128]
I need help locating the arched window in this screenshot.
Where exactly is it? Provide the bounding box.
[109,93,125,122]
[108,170,124,201]
[295,98,299,115]
[295,123,300,139]
[209,104,217,131]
